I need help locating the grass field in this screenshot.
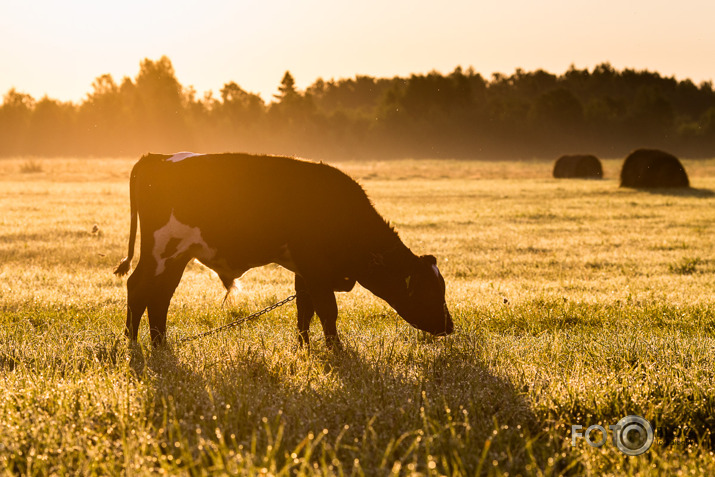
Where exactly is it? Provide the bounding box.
[1,157,714,476]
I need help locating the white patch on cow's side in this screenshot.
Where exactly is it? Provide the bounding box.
[166,152,204,163]
[431,264,440,278]
[153,212,216,275]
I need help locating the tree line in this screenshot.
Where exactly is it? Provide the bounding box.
[2,56,715,160]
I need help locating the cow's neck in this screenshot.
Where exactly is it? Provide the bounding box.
[355,231,416,303]
[368,222,413,265]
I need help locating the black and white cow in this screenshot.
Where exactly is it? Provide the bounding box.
[114,152,453,347]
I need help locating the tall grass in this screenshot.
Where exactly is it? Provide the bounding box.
[1,157,714,475]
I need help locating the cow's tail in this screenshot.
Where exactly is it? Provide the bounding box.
[114,168,138,277]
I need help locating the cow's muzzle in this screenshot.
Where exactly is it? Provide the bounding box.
[436,303,454,336]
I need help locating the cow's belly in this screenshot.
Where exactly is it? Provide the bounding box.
[198,243,298,289]
[152,211,298,288]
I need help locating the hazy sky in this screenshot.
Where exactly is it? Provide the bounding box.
[1,0,714,103]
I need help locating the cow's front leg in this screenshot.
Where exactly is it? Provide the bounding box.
[306,284,341,350]
[295,275,315,348]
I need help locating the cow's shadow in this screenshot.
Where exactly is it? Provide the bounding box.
[132,331,563,474]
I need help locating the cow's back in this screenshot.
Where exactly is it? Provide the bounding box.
[132,153,387,279]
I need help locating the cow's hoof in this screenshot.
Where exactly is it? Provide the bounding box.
[125,328,139,341]
[150,337,168,348]
[127,342,145,374]
[296,338,311,354]
[298,331,310,348]
[325,335,343,351]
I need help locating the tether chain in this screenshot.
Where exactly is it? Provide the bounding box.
[177,294,297,344]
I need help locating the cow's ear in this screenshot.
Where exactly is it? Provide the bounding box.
[421,254,437,266]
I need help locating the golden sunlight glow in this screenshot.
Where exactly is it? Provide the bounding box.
[1,0,714,103]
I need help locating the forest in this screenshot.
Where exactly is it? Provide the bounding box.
[2,56,715,159]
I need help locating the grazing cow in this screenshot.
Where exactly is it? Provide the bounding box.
[114,152,453,347]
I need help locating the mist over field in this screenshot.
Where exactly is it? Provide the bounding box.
[2,56,715,160]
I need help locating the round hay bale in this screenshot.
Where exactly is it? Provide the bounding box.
[553,154,603,179]
[620,149,689,188]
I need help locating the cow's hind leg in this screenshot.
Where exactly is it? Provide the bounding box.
[295,275,315,348]
[126,260,152,341]
[147,258,190,346]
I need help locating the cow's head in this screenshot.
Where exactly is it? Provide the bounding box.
[400,255,453,335]
[366,253,453,336]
